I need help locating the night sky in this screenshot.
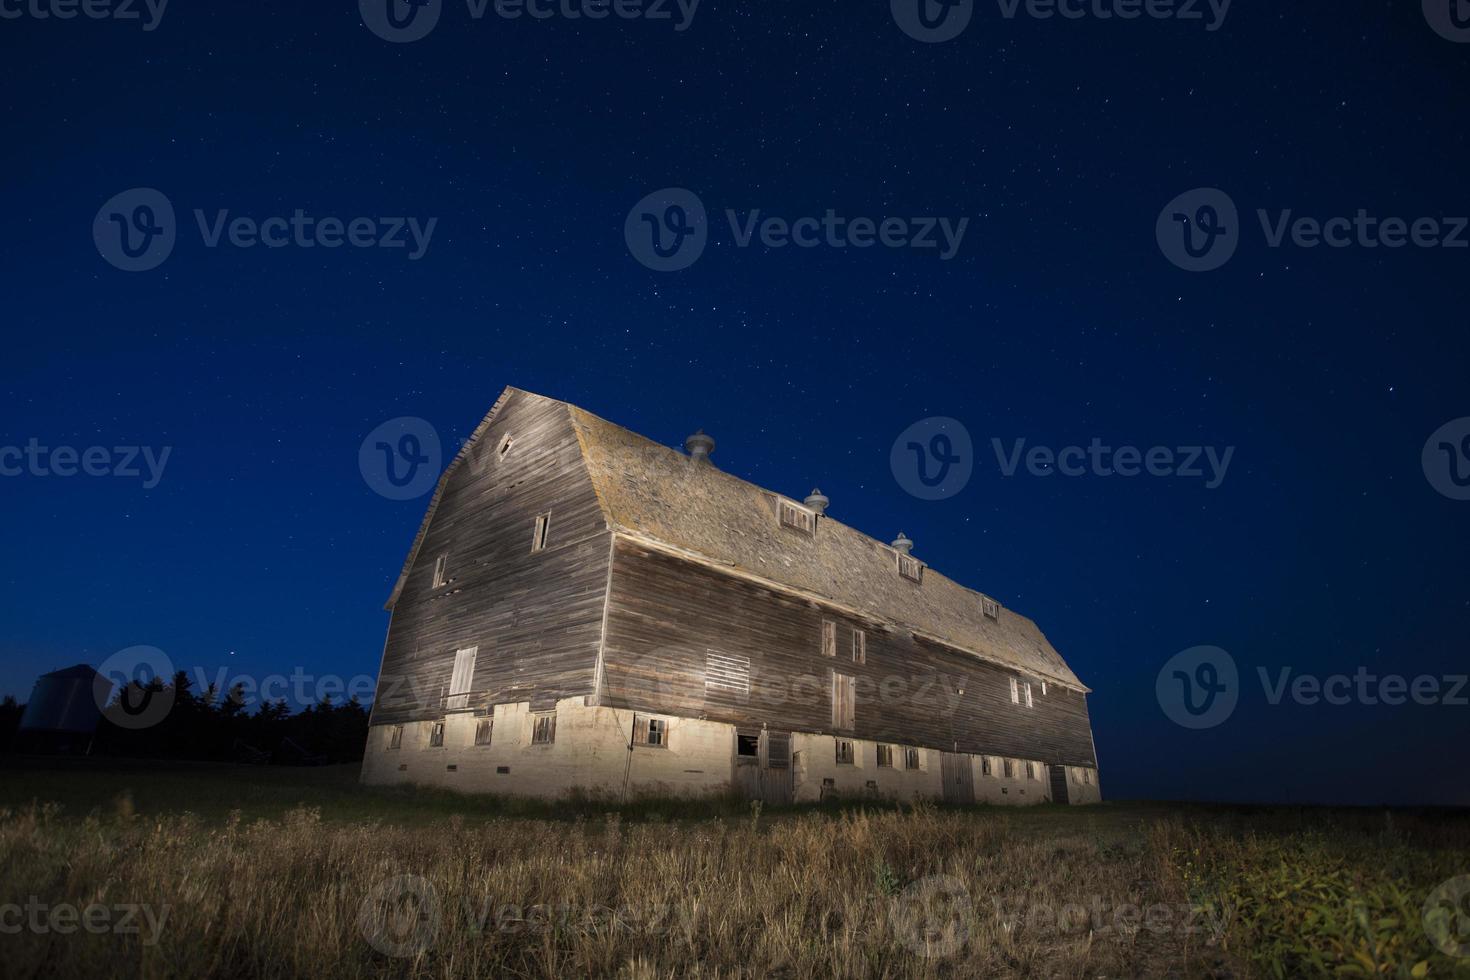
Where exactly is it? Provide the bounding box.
[3,0,1467,805]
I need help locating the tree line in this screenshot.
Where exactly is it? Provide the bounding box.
[0,672,369,764]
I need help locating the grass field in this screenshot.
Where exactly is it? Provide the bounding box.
[1,758,1468,979]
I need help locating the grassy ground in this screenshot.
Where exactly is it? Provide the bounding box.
[1,759,1467,979]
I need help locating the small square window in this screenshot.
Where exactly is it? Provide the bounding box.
[531,512,551,553]
[898,554,923,583]
[876,744,893,768]
[851,629,866,665]
[387,725,403,750]
[474,718,493,746]
[835,739,855,765]
[736,732,760,758]
[778,499,815,536]
[635,716,667,748]
[432,554,449,589]
[903,747,921,771]
[532,713,556,745]
[428,721,445,748]
[981,596,999,620]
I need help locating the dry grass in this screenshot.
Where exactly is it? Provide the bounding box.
[0,764,1466,979]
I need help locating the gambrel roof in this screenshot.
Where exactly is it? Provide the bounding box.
[387,387,1087,692]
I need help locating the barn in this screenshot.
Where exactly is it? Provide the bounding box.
[361,387,1101,804]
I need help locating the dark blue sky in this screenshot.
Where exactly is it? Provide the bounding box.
[3,1,1467,805]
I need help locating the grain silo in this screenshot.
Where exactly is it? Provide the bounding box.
[16,664,105,755]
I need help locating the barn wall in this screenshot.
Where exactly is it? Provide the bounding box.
[361,698,735,799]
[599,538,1100,769]
[368,391,611,729]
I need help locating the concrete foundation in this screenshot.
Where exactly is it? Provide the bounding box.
[360,697,1100,804]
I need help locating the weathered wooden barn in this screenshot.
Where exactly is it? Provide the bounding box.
[362,387,1101,804]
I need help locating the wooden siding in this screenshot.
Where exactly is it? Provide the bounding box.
[369,392,611,727]
[599,538,1098,767]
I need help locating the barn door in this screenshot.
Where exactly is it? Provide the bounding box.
[941,752,974,805]
[731,730,793,804]
[1049,764,1070,805]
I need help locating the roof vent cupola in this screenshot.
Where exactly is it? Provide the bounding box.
[684,429,716,463]
[891,532,914,555]
[804,488,829,515]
